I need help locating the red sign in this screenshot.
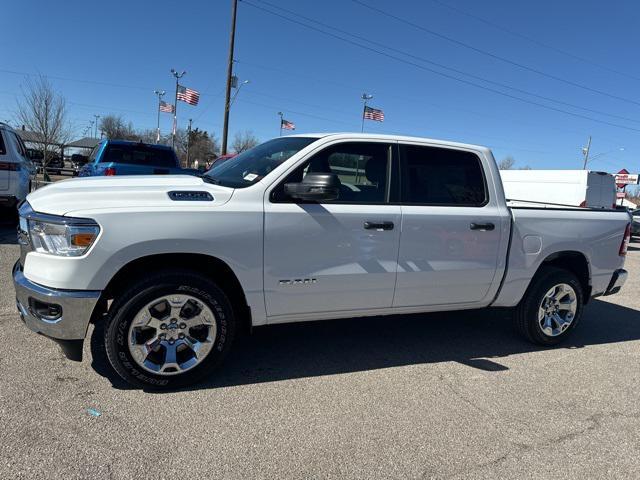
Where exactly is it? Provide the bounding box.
[617,191,626,199]
[616,168,630,189]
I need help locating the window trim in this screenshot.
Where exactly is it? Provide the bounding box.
[11,132,28,158]
[398,143,489,208]
[269,141,399,206]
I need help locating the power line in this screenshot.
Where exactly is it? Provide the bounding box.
[68,101,155,117]
[235,97,358,127]
[0,68,220,97]
[242,0,640,133]
[253,0,640,125]
[349,0,640,107]
[429,0,640,83]
[244,88,356,117]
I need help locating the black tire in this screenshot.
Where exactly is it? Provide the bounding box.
[515,267,584,346]
[104,270,236,389]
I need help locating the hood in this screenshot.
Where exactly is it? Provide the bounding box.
[27,175,234,216]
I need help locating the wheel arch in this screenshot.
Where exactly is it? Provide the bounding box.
[535,250,591,302]
[95,253,252,334]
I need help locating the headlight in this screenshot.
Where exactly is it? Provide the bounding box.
[19,203,100,257]
[29,221,100,257]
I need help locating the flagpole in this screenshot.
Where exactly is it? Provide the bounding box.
[361,93,373,133]
[154,90,165,143]
[186,118,193,168]
[278,111,283,137]
[170,69,186,149]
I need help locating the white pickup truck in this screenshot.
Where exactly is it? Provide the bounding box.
[13,133,631,389]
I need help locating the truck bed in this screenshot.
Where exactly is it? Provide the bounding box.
[491,204,631,307]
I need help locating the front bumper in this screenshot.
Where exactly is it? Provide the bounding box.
[13,261,101,359]
[603,269,628,296]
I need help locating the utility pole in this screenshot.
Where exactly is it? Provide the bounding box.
[154,90,166,143]
[361,93,373,133]
[171,69,186,149]
[221,0,238,155]
[186,118,193,167]
[93,115,100,138]
[582,135,592,169]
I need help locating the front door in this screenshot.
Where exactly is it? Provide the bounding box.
[264,141,401,318]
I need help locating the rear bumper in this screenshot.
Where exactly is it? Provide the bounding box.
[603,269,628,296]
[13,261,101,359]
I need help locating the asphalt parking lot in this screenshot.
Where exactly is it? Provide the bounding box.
[1,216,639,479]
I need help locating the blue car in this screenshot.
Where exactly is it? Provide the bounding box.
[78,140,184,177]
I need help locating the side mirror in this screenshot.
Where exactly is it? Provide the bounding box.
[285,172,340,201]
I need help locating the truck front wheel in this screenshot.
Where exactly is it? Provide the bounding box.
[104,271,236,389]
[515,267,584,346]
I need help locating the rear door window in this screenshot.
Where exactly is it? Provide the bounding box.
[10,132,27,158]
[400,144,487,206]
[101,145,177,168]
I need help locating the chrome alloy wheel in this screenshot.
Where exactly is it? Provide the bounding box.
[538,283,578,337]
[127,294,217,375]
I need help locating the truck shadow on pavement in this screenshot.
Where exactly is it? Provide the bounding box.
[90,298,640,392]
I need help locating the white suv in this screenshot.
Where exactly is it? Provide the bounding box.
[0,123,33,213]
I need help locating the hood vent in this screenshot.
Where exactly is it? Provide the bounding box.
[168,191,214,202]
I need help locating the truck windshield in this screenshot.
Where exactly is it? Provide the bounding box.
[204,137,317,188]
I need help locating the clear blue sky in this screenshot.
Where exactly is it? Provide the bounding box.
[1,0,639,173]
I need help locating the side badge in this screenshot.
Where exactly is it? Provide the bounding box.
[279,278,318,286]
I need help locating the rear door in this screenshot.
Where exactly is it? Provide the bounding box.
[394,143,505,307]
[586,172,616,209]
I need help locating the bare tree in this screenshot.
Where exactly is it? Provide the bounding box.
[232,130,259,153]
[16,75,70,173]
[99,114,137,140]
[174,128,218,167]
[498,156,516,170]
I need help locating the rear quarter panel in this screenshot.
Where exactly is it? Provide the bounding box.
[493,208,630,307]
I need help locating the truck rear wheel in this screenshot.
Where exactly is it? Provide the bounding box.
[515,267,584,346]
[104,271,236,389]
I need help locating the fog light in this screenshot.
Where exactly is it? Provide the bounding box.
[28,298,62,322]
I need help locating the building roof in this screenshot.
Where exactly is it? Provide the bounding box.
[16,129,47,144]
[66,137,100,149]
[15,130,100,149]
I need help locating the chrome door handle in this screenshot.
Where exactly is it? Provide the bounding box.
[364,221,394,231]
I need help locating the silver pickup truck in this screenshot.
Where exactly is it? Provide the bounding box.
[13,133,631,389]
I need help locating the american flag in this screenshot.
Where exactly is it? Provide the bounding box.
[281,119,295,130]
[363,105,384,122]
[159,101,175,113]
[177,85,200,106]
